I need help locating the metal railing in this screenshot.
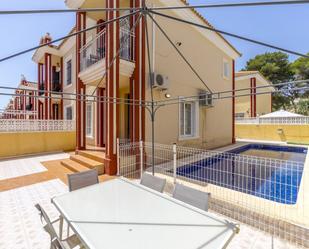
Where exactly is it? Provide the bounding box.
[38,83,45,96]
[236,116,309,125]
[26,104,33,111]
[52,82,61,92]
[119,27,135,62]
[117,140,309,248]
[80,29,106,72]
[80,27,135,72]
[0,119,75,132]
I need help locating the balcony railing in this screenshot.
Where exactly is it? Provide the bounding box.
[26,104,33,111]
[80,29,107,72]
[39,83,45,96]
[0,119,75,132]
[80,27,135,72]
[119,27,135,62]
[52,82,62,92]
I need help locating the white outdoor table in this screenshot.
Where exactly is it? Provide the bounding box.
[52,178,238,249]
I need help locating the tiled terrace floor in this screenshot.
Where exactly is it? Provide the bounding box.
[0,153,303,249]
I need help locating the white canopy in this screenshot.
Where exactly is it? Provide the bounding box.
[260,110,304,118]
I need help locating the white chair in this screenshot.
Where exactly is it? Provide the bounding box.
[67,169,99,192]
[35,204,82,249]
[172,183,210,211]
[51,238,65,249]
[64,169,99,238]
[140,173,166,193]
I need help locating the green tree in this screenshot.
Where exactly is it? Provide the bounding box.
[243,52,294,84]
[296,99,309,116]
[290,52,309,113]
[291,53,309,80]
[243,52,296,111]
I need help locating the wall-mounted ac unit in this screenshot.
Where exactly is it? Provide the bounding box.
[199,90,213,107]
[150,73,169,90]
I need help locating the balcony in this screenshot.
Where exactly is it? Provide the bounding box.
[26,104,32,111]
[80,29,106,72]
[79,27,135,85]
[38,83,45,96]
[52,82,61,92]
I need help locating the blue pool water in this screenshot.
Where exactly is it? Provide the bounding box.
[177,144,307,204]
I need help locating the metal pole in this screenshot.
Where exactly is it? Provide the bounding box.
[116,138,120,176]
[0,7,140,15]
[173,143,177,184]
[147,13,212,93]
[143,10,156,175]
[151,108,155,176]
[140,140,143,179]
[149,10,309,59]
[150,0,309,11]
[0,10,140,63]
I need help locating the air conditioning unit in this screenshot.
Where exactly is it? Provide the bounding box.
[199,90,213,107]
[150,73,169,90]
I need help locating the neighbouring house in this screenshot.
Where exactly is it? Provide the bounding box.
[1,99,14,119]
[235,71,274,118]
[32,31,77,122]
[1,76,37,119]
[32,33,66,120]
[31,29,77,127]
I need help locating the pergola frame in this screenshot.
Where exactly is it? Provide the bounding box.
[0,1,308,172]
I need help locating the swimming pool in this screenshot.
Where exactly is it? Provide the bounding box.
[176,144,307,204]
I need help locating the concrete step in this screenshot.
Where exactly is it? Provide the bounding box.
[77,150,105,163]
[61,159,91,173]
[70,155,104,175]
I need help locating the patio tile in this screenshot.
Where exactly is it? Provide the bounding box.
[0,152,69,181]
[0,179,67,249]
[227,223,302,249]
[0,153,304,249]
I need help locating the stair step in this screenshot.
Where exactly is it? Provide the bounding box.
[61,159,90,173]
[78,150,105,163]
[70,155,104,175]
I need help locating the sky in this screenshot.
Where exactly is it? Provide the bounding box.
[0,0,309,109]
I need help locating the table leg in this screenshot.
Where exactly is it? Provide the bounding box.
[67,223,70,238]
[59,216,63,240]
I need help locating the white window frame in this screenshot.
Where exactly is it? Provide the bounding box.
[223,58,230,80]
[179,98,199,140]
[65,105,74,120]
[86,103,93,138]
[64,55,73,88]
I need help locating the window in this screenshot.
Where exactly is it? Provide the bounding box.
[179,101,198,138]
[66,59,72,86]
[86,103,93,137]
[223,59,230,79]
[66,106,73,120]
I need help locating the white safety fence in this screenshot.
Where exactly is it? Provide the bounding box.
[117,140,309,248]
[236,116,309,125]
[0,119,75,132]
